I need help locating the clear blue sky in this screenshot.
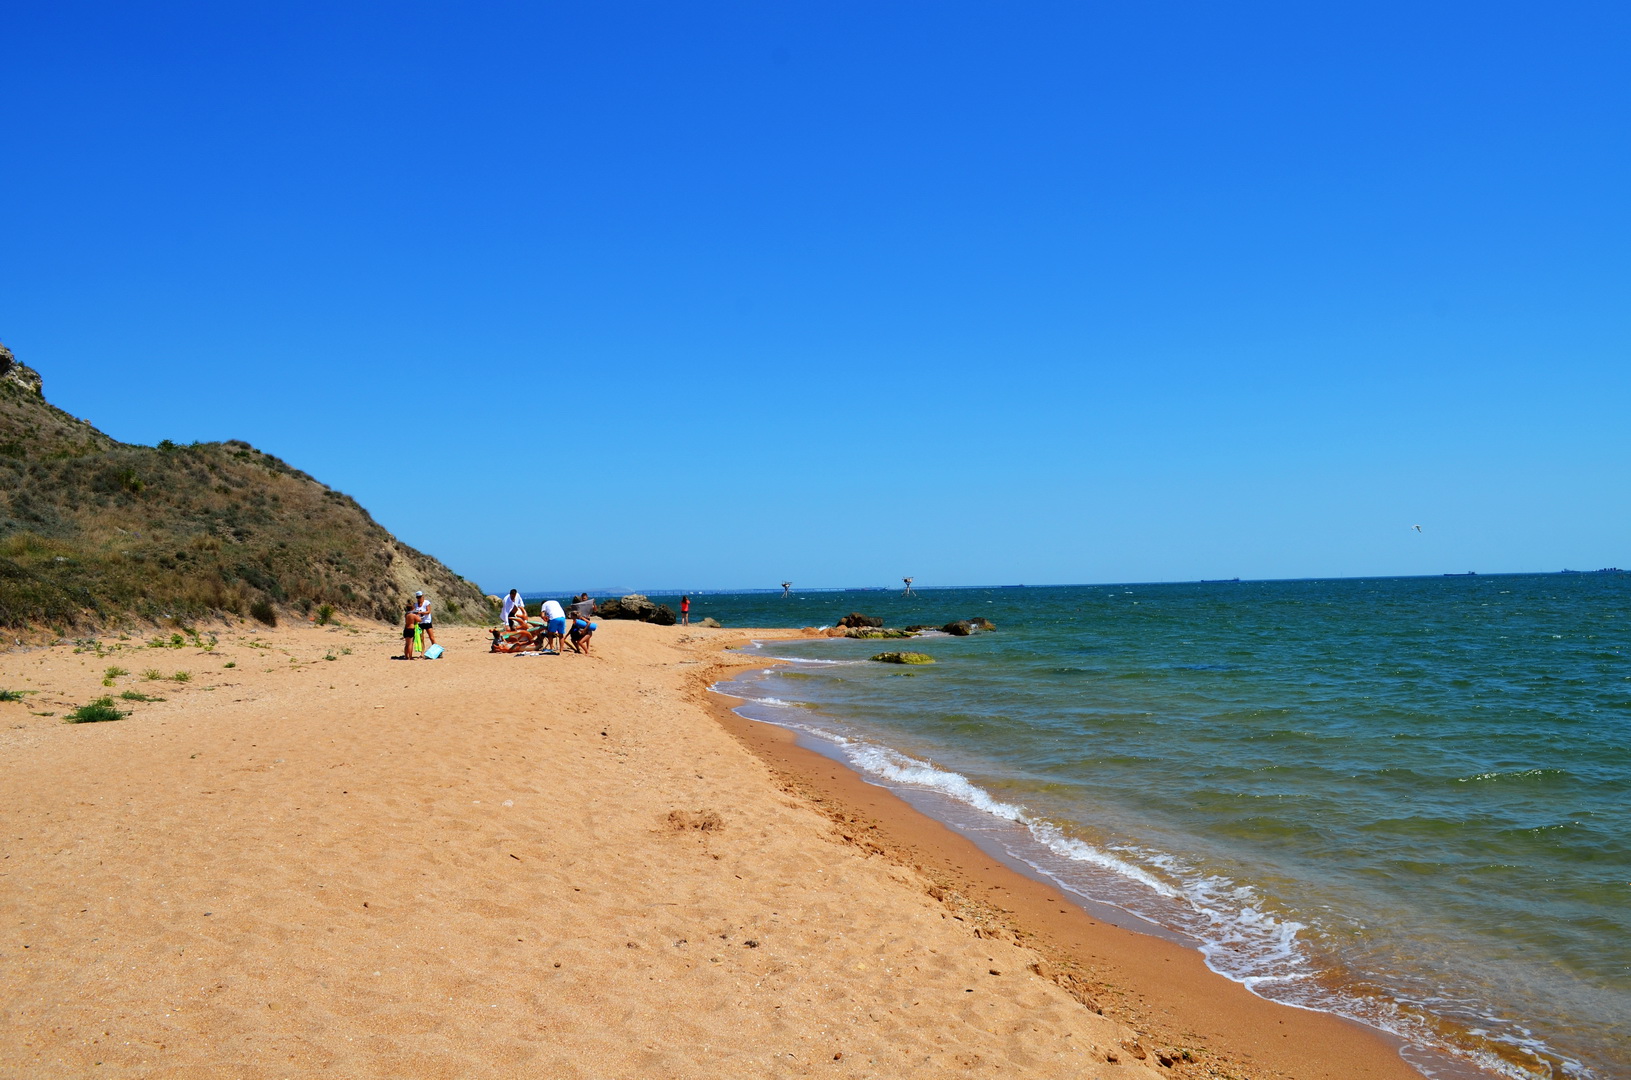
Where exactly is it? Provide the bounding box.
[4,1,1627,592]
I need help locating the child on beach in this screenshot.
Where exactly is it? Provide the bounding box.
[413,591,435,647]
[402,603,421,659]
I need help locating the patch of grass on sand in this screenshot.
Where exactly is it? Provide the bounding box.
[223,661,236,668]
[171,671,191,683]
[142,668,163,680]
[1,688,35,702]
[66,697,127,723]
[119,690,165,702]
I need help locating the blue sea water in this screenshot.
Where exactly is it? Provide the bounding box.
[656,575,1629,1080]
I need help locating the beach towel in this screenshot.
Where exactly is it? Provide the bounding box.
[424,643,444,659]
[413,626,424,652]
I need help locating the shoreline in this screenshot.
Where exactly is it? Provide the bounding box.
[693,630,1463,1080]
[0,619,1483,1078]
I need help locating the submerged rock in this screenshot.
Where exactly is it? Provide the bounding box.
[942,617,996,636]
[699,616,722,628]
[847,627,913,639]
[869,651,935,664]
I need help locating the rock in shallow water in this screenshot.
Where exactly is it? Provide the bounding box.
[869,651,935,664]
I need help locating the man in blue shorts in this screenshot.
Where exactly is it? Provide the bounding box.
[540,597,566,654]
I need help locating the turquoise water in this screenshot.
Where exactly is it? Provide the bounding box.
[664,576,1629,1079]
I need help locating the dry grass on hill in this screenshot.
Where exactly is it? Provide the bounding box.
[0,344,493,633]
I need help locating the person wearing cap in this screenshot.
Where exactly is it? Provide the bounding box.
[412,591,435,647]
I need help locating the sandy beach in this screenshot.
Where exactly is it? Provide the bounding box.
[1,619,1423,1079]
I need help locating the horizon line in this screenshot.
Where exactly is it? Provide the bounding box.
[499,566,1623,598]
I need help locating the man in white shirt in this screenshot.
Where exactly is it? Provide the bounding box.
[540,597,566,654]
[500,589,526,629]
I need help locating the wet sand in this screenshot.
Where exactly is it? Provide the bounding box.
[1,619,1420,1078]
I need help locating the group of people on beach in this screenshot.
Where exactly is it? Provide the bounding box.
[496,589,598,655]
[401,588,690,659]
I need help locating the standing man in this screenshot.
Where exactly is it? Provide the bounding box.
[501,589,526,629]
[540,596,566,653]
[413,590,435,648]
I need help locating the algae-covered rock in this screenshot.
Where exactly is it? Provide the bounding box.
[942,620,973,636]
[968,617,996,631]
[869,651,935,664]
[847,627,913,639]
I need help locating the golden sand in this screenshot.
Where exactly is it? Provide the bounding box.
[1,620,1419,1078]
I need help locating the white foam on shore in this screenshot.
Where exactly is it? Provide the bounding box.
[710,656,1577,1080]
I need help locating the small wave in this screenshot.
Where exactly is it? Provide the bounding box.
[1457,768,1570,784]
[836,743,1310,983]
[764,657,866,667]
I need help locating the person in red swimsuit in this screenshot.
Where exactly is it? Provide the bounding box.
[680,595,690,625]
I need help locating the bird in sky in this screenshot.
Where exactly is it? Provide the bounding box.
[1413,525,1422,532]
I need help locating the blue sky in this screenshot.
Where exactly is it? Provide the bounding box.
[4,1,1627,592]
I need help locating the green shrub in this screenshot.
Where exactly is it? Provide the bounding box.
[119,690,165,702]
[223,662,236,669]
[0,688,32,702]
[316,603,335,625]
[143,668,163,680]
[105,665,128,678]
[250,599,277,626]
[66,697,128,724]
[171,671,191,683]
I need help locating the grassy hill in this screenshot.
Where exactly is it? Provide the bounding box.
[0,342,496,633]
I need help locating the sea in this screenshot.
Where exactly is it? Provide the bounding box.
[643,575,1628,1080]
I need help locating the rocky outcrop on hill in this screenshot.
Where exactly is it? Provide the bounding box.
[0,342,497,631]
[596,594,677,626]
[0,343,44,397]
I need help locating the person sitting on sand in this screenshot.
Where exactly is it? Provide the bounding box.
[402,602,421,660]
[501,589,527,629]
[540,597,566,653]
[413,591,435,647]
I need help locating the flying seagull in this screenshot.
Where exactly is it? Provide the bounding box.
[1412,525,1422,532]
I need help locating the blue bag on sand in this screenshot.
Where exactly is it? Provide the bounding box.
[424,644,445,660]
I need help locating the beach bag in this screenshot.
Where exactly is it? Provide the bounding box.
[424,643,444,660]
